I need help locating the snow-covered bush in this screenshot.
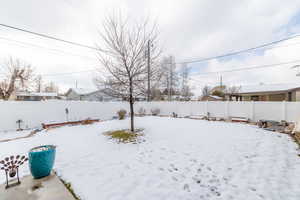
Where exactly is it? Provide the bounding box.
[151,108,160,116]
[117,109,127,120]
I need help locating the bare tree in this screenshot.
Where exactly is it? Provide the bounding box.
[44,82,59,93]
[201,85,211,97]
[180,63,193,100]
[225,85,241,100]
[95,15,161,132]
[35,75,43,92]
[158,56,179,100]
[0,57,34,100]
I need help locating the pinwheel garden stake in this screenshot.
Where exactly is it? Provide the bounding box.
[0,155,28,189]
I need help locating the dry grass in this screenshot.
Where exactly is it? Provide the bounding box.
[104,129,144,143]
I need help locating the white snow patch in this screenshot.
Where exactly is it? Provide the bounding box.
[0,130,32,141]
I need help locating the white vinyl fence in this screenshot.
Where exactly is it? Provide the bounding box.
[0,100,300,131]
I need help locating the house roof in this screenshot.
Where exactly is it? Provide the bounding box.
[68,88,97,95]
[209,95,223,99]
[16,92,58,97]
[237,83,300,94]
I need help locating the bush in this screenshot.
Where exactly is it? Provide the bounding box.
[138,107,146,116]
[151,108,160,116]
[117,109,127,120]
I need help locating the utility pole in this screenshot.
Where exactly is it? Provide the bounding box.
[75,80,78,88]
[220,75,223,88]
[169,56,173,101]
[147,40,151,102]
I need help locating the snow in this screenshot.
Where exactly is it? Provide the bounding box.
[239,83,300,94]
[69,88,97,95]
[0,130,31,141]
[209,95,223,100]
[16,92,58,97]
[0,117,300,200]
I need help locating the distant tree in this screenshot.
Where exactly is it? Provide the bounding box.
[159,56,179,100]
[0,57,34,100]
[35,75,43,92]
[44,82,59,93]
[224,85,241,100]
[225,86,241,95]
[201,85,211,97]
[95,14,161,132]
[211,90,225,97]
[179,63,193,100]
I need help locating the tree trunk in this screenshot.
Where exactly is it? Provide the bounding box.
[4,75,16,100]
[129,80,134,132]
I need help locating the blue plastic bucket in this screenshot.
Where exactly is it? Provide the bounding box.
[29,145,56,179]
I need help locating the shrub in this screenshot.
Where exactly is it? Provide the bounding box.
[117,109,127,120]
[151,108,160,116]
[138,107,146,116]
[172,112,178,118]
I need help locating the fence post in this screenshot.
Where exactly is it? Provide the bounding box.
[251,101,255,122]
[282,101,286,121]
[225,101,229,118]
[205,100,208,116]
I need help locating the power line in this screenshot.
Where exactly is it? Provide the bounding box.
[0,36,98,60]
[1,59,297,78]
[41,69,97,77]
[175,34,300,65]
[189,59,300,79]
[1,23,300,65]
[0,23,100,51]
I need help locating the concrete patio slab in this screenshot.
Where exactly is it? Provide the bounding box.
[0,172,76,200]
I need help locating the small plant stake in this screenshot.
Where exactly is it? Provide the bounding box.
[16,119,23,131]
[0,155,28,189]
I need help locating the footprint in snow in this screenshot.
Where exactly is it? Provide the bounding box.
[184,167,191,172]
[158,167,164,171]
[192,176,201,184]
[258,194,265,199]
[183,184,190,192]
[170,164,179,171]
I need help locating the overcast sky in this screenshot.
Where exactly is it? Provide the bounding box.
[1,0,300,95]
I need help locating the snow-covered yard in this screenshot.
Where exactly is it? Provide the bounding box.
[1,117,300,200]
[0,130,31,141]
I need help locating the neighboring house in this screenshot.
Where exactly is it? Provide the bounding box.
[201,95,223,101]
[227,83,300,101]
[65,88,119,101]
[11,92,59,101]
